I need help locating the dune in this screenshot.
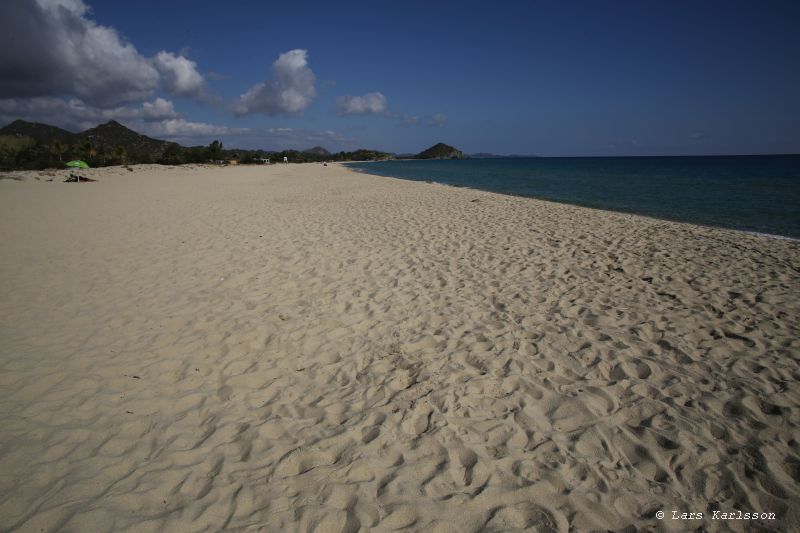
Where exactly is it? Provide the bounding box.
[0,163,798,532]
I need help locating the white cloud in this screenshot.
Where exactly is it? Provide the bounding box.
[0,96,240,144]
[233,49,316,116]
[0,0,159,106]
[153,51,206,100]
[0,0,210,108]
[0,93,353,150]
[0,96,179,130]
[142,118,244,138]
[336,92,388,115]
[141,98,179,121]
[428,112,447,127]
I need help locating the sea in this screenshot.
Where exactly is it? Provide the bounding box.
[347,155,800,239]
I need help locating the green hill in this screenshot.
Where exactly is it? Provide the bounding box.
[0,119,76,144]
[303,146,332,157]
[76,120,177,161]
[417,142,465,160]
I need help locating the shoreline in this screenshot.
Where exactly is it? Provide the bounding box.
[346,162,800,243]
[5,161,799,242]
[1,163,799,531]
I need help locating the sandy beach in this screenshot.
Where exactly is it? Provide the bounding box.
[1,163,798,532]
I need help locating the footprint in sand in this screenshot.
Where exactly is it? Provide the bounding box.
[217,384,233,401]
[313,509,360,533]
[448,447,478,486]
[360,411,386,444]
[483,502,563,532]
[361,426,380,444]
[273,448,335,478]
[402,407,432,437]
[379,504,418,530]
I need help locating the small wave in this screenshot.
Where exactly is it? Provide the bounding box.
[738,230,799,242]
[426,180,472,190]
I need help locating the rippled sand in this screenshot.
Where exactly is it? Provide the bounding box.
[1,163,798,532]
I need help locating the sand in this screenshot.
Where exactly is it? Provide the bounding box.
[1,163,798,532]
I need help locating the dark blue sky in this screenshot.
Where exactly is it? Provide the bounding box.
[3,0,799,155]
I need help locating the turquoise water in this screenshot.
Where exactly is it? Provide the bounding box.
[348,156,800,239]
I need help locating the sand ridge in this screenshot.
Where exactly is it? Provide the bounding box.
[0,163,798,532]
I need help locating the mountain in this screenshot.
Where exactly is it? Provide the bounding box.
[76,120,177,160]
[303,146,331,157]
[0,119,76,144]
[0,118,396,170]
[417,142,465,160]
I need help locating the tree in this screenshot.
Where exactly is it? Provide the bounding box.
[0,135,36,170]
[114,146,127,165]
[50,140,65,163]
[206,140,223,161]
[159,143,184,165]
[83,140,97,164]
[184,146,206,164]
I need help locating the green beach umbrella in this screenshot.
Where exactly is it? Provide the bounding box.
[65,160,90,183]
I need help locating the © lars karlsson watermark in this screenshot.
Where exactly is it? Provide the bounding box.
[655,510,777,521]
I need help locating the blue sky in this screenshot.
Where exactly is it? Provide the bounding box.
[1,0,799,155]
